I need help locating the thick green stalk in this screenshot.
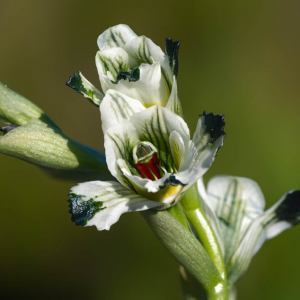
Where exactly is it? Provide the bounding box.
[181,183,227,283]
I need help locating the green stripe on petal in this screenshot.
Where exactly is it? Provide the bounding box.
[100,63,170,107]
[226,189,300,286]
[104,120,141,188]
[66,71,104,107]
[124,36,153,65]
[100,90,145,133]
[130,106,189,173]
[206,176,265,267]
[166,76,182,116]
[97,24,137,51]
[192,112,226,171]
[169,130,185,170]
[69,181,161,230]
[96,48,134,81]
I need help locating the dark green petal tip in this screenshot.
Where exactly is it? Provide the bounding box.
[66,72,86,94]
[66,72,103,107]
[275,190,300,225]
[111,68,140,84]
[165,38,181,76]
[160,175,186,189]
[68,194,104,226]
[200,111,226,144]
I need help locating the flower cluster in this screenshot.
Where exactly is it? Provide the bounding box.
[67,24,226,230]
[1,23,299,300]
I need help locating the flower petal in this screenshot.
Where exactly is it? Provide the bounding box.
[97,24,137,51]
[165,76,182,116]
[99,63,170,107]
[197,178,225,255]
[66,71,104,107]
[174,112,226,187]
[124,35,172,86]
[129,105,190,172]
[69,180,161,231]
[100,89,145,133]
[205,176,265,266]
[96,48,137,88]
[104,120,141,188]
[169,131,185,170]
[227,190,300,285]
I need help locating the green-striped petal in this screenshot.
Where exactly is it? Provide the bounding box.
[96,48,137,84]
[100,90,145,133]
[124,35,173,86]
[69,180,161,230]
[174,112,226,186]
[66,71,104,107]
[97,24,137,51]
[99,63,170,107]
[129,105,190,173]
[104,119,141,189]
[166,76,182,116]
[206,176,265,266]
[227,189,300,285]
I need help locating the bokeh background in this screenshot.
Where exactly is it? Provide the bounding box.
[0,0,299,299]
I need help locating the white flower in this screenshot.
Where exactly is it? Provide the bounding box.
[66,24,182,115]
[198,176,300,286]
[68,90,226,231]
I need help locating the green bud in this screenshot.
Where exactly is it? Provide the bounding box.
[0,119,110,178]
[0,81,57,128]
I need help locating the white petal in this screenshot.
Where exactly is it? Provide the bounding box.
[169,131,185,170]
[100,63,170,107]
[124,35,173,87]
[100,89,145,133]
[97,24,137,51]
[96,48,137,82]
[206,176,265,266]
[69,181,161,231]
[174,112,226,186]
[197,178,225,255]
[104,120,140,188]
[227,189,300,285]
[129,105,190,172]
[165,76,182,116]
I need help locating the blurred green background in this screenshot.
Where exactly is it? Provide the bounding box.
[0,0,299,299]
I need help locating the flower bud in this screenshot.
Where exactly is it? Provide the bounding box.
[0,81,57,128]
[0,119,109,177]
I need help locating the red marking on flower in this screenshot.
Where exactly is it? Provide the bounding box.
[136,153,161,181]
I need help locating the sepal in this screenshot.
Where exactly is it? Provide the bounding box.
[165,38,180,76]
[66,71,104,107]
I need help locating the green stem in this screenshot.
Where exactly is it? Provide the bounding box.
[181,183,227,284]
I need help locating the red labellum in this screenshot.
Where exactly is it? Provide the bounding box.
[136,153,161,181]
